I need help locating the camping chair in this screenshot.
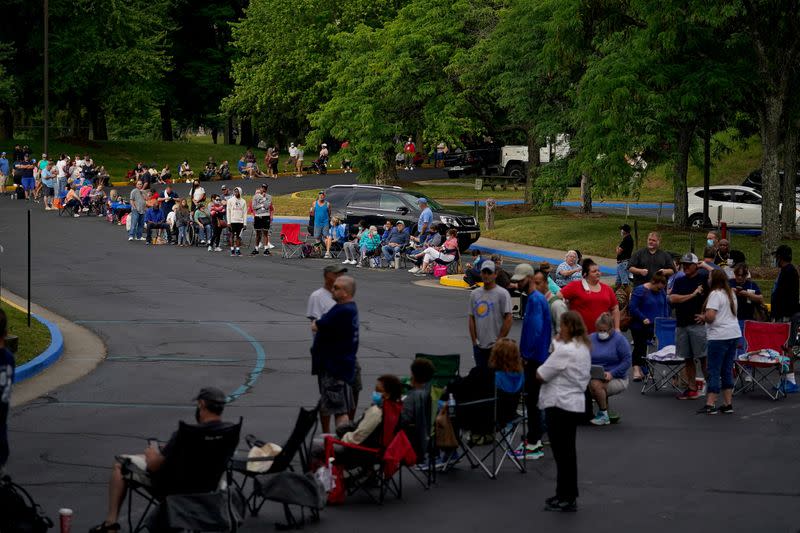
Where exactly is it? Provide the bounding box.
[444,371,526,480]
[323,400,416,504]
[435,248,462,275]
[735,321,791,400]
[121,418,243,533]
[415,353,461,388]
[231,407,320,525]
[641,318,685,394]
[281,223,309,259]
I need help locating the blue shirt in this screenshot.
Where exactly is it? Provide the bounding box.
[589,331,632,379]
[311,302,359,382]
[0,157,8,175]
[328,224,347,242]
[519,291,552,363]
[237,160,247,173]
[417,207,433,234]
[145,207,165,224]
[0,347,14,467]
[629,284,670,329]
[41,169,54,188]
[313,201,330,228]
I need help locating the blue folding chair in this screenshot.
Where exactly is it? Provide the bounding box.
[642,318,686,394]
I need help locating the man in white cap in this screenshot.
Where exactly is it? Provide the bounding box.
[287,142,298,173]
[468,260,513,368]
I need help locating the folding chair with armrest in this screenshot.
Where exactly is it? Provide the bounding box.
[735,320,791,400]
[122,417,243,533]
[641,318,685,394]
[281,223,310,259]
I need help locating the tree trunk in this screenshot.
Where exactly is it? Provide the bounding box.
[672,124,694,228]
[0,104,12,140]
[226,116,235,144]
[373,150,398,185]
[88,103,108,141]
[580,173,592,213]
[160,106,173,141]
[760,95,784,265]
[781,117,799,235]
[70,99,86,140]
[239,116,254,146]
[524,130,540,206]
[211,127,218,144]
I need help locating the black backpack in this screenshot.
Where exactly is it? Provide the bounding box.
[0,475,53,533]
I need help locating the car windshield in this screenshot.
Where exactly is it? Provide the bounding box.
[400,191,444,211]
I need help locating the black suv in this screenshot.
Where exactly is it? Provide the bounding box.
[324,184,481,251]
[443,147,501,179]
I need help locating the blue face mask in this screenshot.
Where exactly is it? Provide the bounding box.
[706,239,714,247]
[371,391,384,407]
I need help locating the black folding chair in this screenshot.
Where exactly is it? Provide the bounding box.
[122,417,243,533]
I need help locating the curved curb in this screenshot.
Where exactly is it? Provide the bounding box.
[439,274,482,289]
[13,312,64,383]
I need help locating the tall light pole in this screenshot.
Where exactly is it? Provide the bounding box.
[43,0,49,154]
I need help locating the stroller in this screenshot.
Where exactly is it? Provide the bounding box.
[311,157,328,175]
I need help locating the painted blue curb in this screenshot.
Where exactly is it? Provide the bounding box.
[13,312,64,383]
[467,244,616,276]
[458,199,675,209]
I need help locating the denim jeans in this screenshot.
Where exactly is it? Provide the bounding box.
[706,337,738,394]
[129,210,144,239]
[616,260,630,285]
[382,245,400,264]
[198,224,212,242]
[178,225,187,244]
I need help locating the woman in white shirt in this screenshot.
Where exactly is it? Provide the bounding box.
[698,269,741,415]
[536,311,591,512]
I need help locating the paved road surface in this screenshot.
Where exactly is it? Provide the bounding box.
[0,197,796,532]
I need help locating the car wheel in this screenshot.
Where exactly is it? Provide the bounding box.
[505,163,524,178]
[447,170,462,179]
[688,213,708,229]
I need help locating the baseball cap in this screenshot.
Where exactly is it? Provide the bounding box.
[619,224,631,232]
[194,387,226,405]
[510,263,535,281]
[680,252,699,264]
[773,244,792,260]
[417,197,428,204]
[396,220,405,225]
[480,260,496,273]
[221,184,229,189]
[323,264,348,274]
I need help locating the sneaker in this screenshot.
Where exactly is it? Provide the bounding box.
[208,246,213,252]
[719,404,734,414]
[342,260,350,264]
[214,247,222,252]
[356,262,362,268]
[138,237,146,241]
[200,240,206,244]
[128,237,134,241]
[777,381,800,394]
[510,441,544,460]
[73,214,80,218]
[696,404,718,415]
[324,252,332,258]
[590,412,611,426]
[230,250,236,256]
[544,499,577,512]
[267,242,275,249]
[263,249,271,256]
[250,249,259,256]
[677,389,701,400]
[236,249,242,256]
[408,267,420,273]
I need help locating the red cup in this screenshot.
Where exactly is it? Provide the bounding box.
[59,508,73,533]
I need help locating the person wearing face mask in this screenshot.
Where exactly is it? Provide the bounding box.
[209,194,227,252]
[706,231,719,252]
[336,375,403,446]
[89,387,233,533]
[588,313,632,425]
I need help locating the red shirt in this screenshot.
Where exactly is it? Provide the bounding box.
[560,280,617,333]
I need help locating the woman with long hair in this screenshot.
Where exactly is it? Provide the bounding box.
[536,311,591,512]
[697,269,741,415]
[559,258,620,333]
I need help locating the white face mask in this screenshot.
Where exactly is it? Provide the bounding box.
[597,331,610,341]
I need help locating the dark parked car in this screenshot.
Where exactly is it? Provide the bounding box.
[742,168,800,197]
[324,184,481,251]
[444,147,501,179]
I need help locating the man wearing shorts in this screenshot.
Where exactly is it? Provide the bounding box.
[226,186,247,256]
[311,275,359,433]
[310,190,331,245]
[16,154,35,200]
[251,183,273,256]
[669,253,709,400]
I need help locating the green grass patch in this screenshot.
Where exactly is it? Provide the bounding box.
[1,302,51,366]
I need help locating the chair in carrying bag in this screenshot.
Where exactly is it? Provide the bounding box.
[231,407,320,525]
[122,418,242,533]
[641,318,685,394]
[414,353,461,388]
[323,400,416,504]
[735,320,791,400]
[281,223,309,259]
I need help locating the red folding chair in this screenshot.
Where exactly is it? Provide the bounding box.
[735,321,791,400]
[280,223,308,258]
[324,400,416,504]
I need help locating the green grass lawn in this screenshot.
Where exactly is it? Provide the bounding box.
[2,302,51,366]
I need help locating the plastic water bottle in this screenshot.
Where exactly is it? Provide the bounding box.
[448,393,456,420]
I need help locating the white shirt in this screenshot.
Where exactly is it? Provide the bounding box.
[56,160,67,178]
[705,289,741,340]
[307,287,336,320]
[192,186,206,204]
[289,146,298,158]
[538,339,591,413]
[226,197,248,224]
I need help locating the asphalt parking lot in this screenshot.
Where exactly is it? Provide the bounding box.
[1,196,798,532]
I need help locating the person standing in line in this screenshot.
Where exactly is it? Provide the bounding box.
[536,311,591,513]
[128,180,146,241]
[697,269,741,415]
[512,263,550,460]
[311,276,360,434]
[226,187,247,256]
[558,259,620,333]
[669,253,709,400]
[310,190,331,245]
[416,197,433,237]
[615,224,634,288]
[295,144,305,177]
[468,260,513,368]
[770,245,800,393]
[251,184,274,256]
[287,143,298,173]
[0,152,8,195]
[0,309,14,471]
[628,272,670,381]
[627,232,675,286]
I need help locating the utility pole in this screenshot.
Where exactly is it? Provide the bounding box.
[43,0,49,154]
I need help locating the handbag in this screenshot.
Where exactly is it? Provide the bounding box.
[434,406,458,449]
[433,264,449,278]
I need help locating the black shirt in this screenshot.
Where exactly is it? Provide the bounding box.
[671,270,709,327]
[772,263,800,320]
[617,234,634,262]
[628,248,674,286]
[714,249,746,267]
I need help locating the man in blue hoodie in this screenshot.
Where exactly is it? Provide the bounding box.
[512,263,551,460]
[144,205,168,244]
[0,308,14,470]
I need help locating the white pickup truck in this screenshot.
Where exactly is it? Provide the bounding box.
[500,134,571,177]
